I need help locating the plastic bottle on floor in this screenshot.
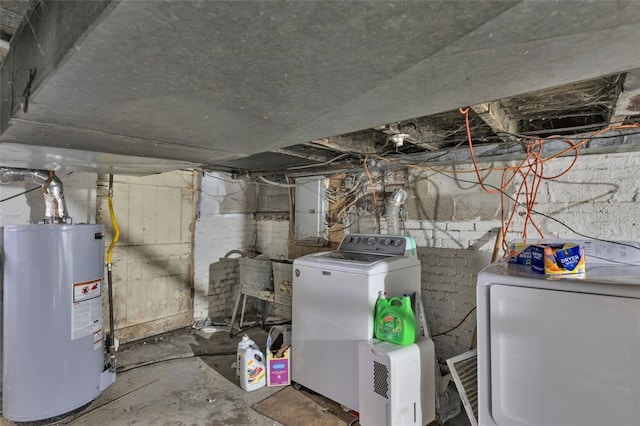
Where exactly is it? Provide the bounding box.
[236,334,254,377]
[240,346,266,391]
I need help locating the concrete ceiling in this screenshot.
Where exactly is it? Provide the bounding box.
[2,1,640,175]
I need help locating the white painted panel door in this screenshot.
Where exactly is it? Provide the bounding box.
[98,171,195,343]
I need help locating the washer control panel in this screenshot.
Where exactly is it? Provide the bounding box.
[338,234,411,256]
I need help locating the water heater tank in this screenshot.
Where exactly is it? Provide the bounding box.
[2,224,115,422]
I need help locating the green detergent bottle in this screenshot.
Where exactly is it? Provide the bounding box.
[374,294,416,346]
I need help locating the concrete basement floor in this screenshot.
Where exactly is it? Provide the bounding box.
[1,326,472,426]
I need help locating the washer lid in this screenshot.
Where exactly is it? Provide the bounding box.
[314,251,393,264]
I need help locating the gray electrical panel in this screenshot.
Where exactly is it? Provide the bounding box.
[294,177,328,245]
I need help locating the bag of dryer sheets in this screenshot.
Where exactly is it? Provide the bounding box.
[508,241,585,275]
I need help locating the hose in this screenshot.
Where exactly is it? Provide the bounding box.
[106,174,120,352]
[106,174,120,265]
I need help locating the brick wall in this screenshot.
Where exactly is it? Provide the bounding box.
[207,258,240,319]
[195,173,291,321]
[194,213,258,320]
[508,152,640,239]
[400,151,640,361]
[194,173,256,319]
[418,248,491,361]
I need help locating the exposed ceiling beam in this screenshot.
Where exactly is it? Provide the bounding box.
[308,136,382,155]
[610,69,640,124]
[471,101,519,139]
[270,148,333,163]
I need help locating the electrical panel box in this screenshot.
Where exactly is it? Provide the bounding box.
[294,177,328,245]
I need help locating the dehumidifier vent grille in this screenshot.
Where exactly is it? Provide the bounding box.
[373,361,389,398]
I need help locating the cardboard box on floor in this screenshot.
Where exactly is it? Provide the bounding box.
[266,325,291,387]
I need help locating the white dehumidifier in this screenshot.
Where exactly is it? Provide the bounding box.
[359,339,436,426]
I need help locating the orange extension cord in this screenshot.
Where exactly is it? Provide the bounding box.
[460,107,639,250]
[361,109,640,252]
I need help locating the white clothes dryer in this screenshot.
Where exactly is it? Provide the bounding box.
[477,239,640,426]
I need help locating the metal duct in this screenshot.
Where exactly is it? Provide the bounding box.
[0,167,69,223]
[386,188,407,235]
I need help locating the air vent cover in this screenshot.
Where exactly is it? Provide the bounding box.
[447,349,478,426]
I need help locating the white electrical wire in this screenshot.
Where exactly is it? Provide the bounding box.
[258,176,297,188]
[283,153,350,170]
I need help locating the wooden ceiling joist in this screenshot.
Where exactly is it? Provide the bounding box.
[308,136,382,155]
[471,101,519,139]
[270,148,333,163]
[610,69,640,125]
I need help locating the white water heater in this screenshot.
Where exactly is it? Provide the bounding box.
[2,224,115,422]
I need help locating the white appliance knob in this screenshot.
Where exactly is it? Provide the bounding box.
[394,239,403,246]
[367,237,376,245]
[384,238,392,245]
[354,237,361,243]
[344,236,352,243]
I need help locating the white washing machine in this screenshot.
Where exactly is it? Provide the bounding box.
[292,234,421,411]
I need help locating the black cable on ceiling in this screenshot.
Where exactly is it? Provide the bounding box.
[0,185,41,203]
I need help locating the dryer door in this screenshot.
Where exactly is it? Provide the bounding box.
[485,284,640,426]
